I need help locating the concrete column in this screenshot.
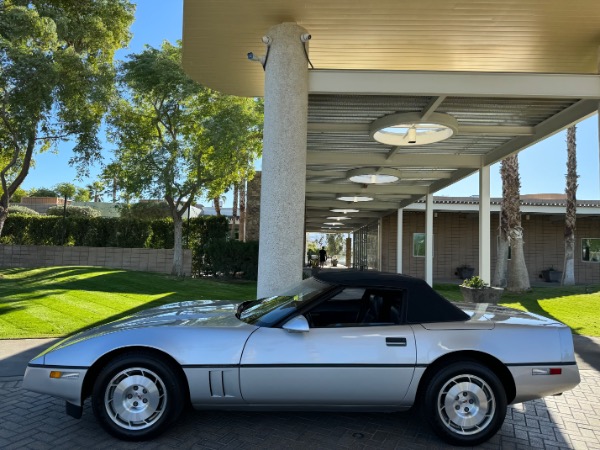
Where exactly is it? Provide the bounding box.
[257,23,309,298]
[396,208,403,273]
[479,164,491,283]
[425,194,434,286]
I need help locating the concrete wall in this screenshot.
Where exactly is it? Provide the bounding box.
[0,245,192,276]
[380,211,600,284]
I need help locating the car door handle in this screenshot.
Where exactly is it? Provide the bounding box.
[386,337,407,347]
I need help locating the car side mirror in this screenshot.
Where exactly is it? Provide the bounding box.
[282,315,310,333]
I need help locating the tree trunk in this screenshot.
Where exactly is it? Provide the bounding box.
[231,184,239,239]
[239,180,246,242]
[501,154,530,292]
[213,197,221,216]
[562,125,577,285]
[0,207,7,238]
[507,226,530,292]
[172,215,184,277]
[493,230,509,287]
[112,176,118,203]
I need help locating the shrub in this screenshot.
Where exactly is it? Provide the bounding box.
[201,239,259,280]
[119,201,171,220]
[8,205,40,215]
[27,187,58,197]
[47,205,102,218]
[461,276,488,288]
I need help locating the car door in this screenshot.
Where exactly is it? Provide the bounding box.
[239,287,416,406]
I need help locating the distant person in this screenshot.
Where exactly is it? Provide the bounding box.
[319,247,327,268]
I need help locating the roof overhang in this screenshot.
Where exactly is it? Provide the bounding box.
[182,1,600,233]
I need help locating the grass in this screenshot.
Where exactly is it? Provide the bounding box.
[435,283,600,336]
[1,267,599,338]
[0,266,256,339]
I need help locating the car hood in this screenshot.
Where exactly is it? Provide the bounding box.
[40,299,248,356]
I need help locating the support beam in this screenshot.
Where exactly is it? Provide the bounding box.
[421,96,446,120]
[397,209,403,274]
[309,70,600,99]
[479,164,491,283]
[425,194,434,286]
[307,152,482,168]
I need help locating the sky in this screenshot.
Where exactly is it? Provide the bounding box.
[21,0,600,203]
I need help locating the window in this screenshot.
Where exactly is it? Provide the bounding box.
[413,233,425,257]
[582,238,600,262]
[306,288,404,327]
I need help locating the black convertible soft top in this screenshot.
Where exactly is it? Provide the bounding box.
[314,270,469,323]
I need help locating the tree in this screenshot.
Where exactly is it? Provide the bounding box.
[0,0,134,237]
[87,181,105,202]
[101,162,122,203]
[10,186,26,203]
[562,125,577,285]
[27,187,58,197]
[108,42,262,276]
[326,233,344,257]
[231,183,239,239]
[499,155,531,292]
[55,182,76,244]
[74,187,91,202]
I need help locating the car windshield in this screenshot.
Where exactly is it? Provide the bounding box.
[239,277,332,327]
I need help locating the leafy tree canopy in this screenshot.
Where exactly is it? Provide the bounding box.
[0,0,135,235]
[28,187,58,197]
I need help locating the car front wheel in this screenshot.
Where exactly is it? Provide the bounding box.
[423,361,507,446]
[91,352,185,440]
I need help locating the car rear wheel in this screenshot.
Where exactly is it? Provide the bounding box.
[91,352,185,440]
[423,361,507,446]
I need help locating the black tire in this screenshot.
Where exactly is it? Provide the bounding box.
[91,352,186,441]
[422,361,507,446]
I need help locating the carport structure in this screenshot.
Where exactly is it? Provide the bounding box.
[182,0,600,297]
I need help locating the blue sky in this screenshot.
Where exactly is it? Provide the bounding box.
[22,0,600,203]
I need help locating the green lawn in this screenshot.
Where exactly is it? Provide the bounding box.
[1,267,599,339]
[435,283,600,336]
[0,266,256,339]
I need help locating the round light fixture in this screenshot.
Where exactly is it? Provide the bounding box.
[324,222,343,226]
[326,216,351,220]
[331,208,359,214]
[347,168,400,184]
[370,112,458,146]
[337,195,373,202]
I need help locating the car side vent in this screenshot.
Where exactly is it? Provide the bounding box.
[209,370,237,398]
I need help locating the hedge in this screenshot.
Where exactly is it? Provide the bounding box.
[199,240,259,280]
[0,215,228,250]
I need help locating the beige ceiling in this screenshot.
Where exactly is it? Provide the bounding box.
[182,0,600,97]
[182,1,600,233]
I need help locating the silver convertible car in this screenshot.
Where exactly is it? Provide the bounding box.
[23,270,580,446]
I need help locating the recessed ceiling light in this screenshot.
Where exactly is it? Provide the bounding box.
[337,195,373,202]
[370,112,458,146]
[331,208,359,213]
[326,216,351,220]
[347,168,400,184]
[323,222,343,226]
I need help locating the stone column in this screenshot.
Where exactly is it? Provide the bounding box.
[257,23,309,298]
[396,208,403,274]
[479,164,491,283]
[425,194,434,286]
[345,236,352,268]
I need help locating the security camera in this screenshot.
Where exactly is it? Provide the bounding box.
[262,35,272,45]
[300,33,311,42]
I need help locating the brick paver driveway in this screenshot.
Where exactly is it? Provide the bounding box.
[1,370,598,449]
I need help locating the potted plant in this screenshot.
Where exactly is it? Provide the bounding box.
[331,256,338,267]
[460,276,504,304]
[455,265,475,279]
[541,267,562,283]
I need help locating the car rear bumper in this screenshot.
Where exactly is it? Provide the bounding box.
[508,363,580,404]
[23,365,87,406]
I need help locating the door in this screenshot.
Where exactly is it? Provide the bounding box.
[239,287,417,406]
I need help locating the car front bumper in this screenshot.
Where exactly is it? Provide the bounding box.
[23,365,88,407]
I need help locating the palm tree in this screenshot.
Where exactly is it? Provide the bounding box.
[87,181,105,202]
[562,125,577,285]
[500,155,531,292]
